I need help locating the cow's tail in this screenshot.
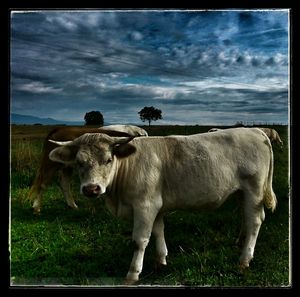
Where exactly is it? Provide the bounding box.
[263,137,277,212]
[276,131,284,148]
[28,128,60,201]
[28,146,49,201]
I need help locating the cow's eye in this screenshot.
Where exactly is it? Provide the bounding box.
[106,158,112,164]
[76,159,85,167]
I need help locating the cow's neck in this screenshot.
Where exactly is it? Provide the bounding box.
[104,158,130,218]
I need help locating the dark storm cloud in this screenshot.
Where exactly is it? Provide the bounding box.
[11,10,289,124]
[155,87,287,113]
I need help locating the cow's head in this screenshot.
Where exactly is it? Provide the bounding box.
[49,133,136,198]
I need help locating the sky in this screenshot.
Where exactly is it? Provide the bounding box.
[10,9,289,125]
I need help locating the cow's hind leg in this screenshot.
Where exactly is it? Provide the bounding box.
[125,203,160,284]
[152,213,168,269]
[239,190,265,269]
[58,167,77,209]
[31,162,61,214]
[32,191,43,215]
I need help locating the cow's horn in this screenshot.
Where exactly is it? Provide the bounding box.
[113,136,135,145]
[48,139,74,146]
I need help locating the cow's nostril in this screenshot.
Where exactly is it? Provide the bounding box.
[82,184,101,197]
[94,185,100,193]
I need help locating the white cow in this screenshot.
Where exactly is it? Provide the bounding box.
[208,128,221,132]
[102,124,148,137]
[29,124,148,214]
[257,127,284,149]
[208,127,284,149]
[49,128,277,284]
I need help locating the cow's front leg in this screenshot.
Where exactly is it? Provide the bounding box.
[125,203,160,285]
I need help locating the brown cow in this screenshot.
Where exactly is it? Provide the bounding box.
[29,125,146,214]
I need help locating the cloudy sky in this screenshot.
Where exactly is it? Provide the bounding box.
[11,9,289,125]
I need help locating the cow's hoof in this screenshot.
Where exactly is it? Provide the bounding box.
[123,278,138,286]
[238,261,249,274]
[68,203,78,210]
[32,207,41,215]
[155,261,167,272]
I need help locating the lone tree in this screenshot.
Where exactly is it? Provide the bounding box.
[84,110,104,126]
[138,106,162,126]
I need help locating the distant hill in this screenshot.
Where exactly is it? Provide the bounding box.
[11,113,84,125]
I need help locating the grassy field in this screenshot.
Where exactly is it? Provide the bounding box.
[10,124,291,288]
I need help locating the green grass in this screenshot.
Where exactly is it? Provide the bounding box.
[10,124,290,287]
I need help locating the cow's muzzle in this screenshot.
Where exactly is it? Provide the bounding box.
[82,184,102,198]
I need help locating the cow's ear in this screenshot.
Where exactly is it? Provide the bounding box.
[113,143,136,158]
[49,146,77,164]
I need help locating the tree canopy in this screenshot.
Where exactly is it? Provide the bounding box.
[138,106,162,126]
[84,110,104,126]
